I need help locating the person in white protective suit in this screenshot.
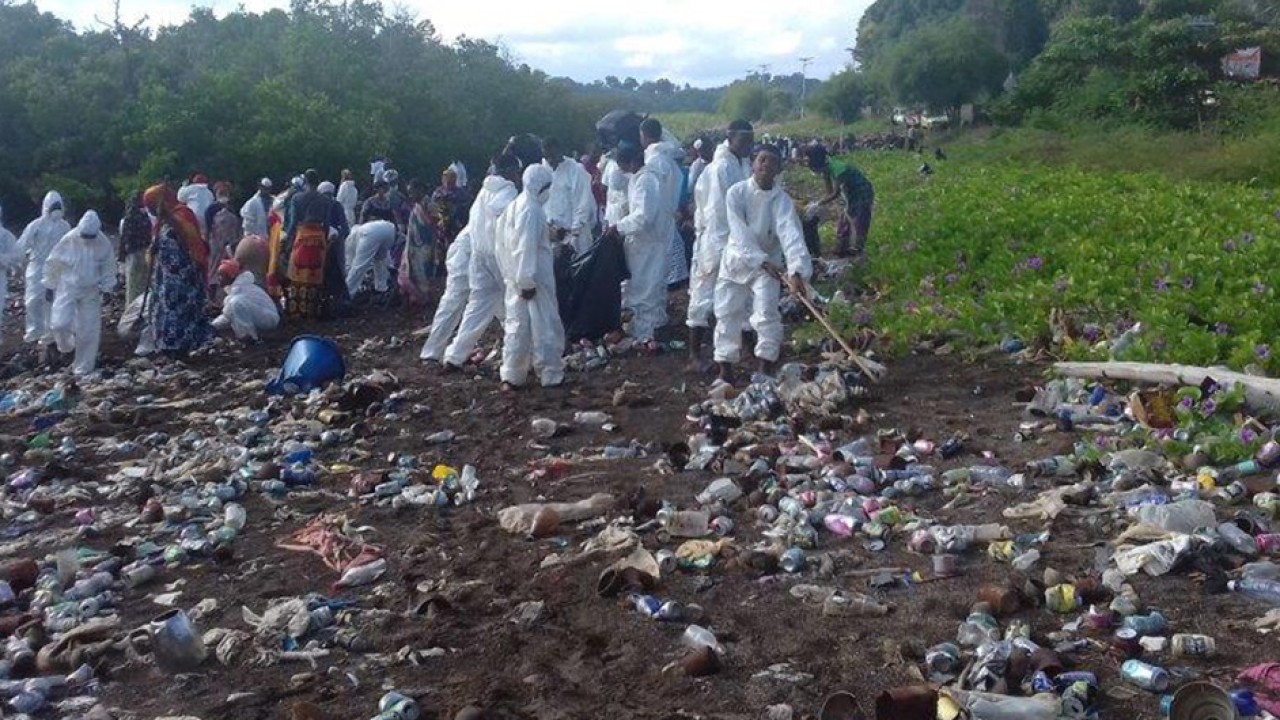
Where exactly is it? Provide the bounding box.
[687,120,754,364]
[336,170,359,228]
[439,154,522,370]
[43,211,116,376]
[177,173,215,238]
[17,190,71,346]
[240,178,274,238]
[496,164,565,390]
[344,220,397,297]
[600,150,630,228]
[713,144,812,382]
[609,143,666,347]
[212,262,280,341]
[0,205,25,345]
[540,136,597,256]
[419,226,473,363]
[639,117,688,286]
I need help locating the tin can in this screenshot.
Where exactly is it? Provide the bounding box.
[757,505,779,524]
[791,524,818,549]
[1233,689,1260,716]
[1219,481,1248,504]
[1084,606,1115,632]
[1055,671,1099,690]
[778,496,804,517]
[1258,440,1280,468]
[933,554,958,577]
[1060,681,1092,717]
[1256,492,1280,519]
[977,584,1018,615]
[872,506,901,525]
[655,550,677,575]
[779,548,806,573]
[1030,670,1055,694]
[1121,659,1169,692]
[1122,611,1168,636]
[924,642,961,673]
[710,516,735,537]
[1170,633,1216,658]
[1045,584,1080,614]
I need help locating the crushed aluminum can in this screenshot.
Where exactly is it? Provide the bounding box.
[779,548,806,573]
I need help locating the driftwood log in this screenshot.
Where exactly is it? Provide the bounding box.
[1054,361,1280,417]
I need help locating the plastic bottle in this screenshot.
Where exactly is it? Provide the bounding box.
[681,625,723,655]
[336,558,387,588]
[946,690,1061,720]
[574,411,612,425]
[657,509,709,538]
[1218,522,1260,557]
[1135,499,1215,534]
[1230,577,1280,605]
[1242,561,1280,581]
[1026,456,1078,477]
[697,478,743,506]
[223,503,247,532]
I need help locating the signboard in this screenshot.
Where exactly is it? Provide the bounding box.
[1223,47,1262,80]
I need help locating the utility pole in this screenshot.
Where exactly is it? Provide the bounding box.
[798,56,813,118]
[758,64,771,86]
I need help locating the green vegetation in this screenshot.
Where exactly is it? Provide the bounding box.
[791,151,1280,372]
[0,0,608,221]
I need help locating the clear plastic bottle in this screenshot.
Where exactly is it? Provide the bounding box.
[681,624,723,655]
[1230,577,1280,605]
[1218,522,1260,557]
[657,509,710,538]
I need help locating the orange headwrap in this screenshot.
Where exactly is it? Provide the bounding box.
[143,183,209,271]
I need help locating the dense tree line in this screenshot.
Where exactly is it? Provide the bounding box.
[813,0,1280,129]
[0,0,608,224]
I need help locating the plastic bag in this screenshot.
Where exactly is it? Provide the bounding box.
[117,294,146,338]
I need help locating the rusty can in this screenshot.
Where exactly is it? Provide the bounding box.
[1111,628,1142,659]
[977,584,1019,616]
[933,554,958,577]
[874,686,937,720]
[1170,633,1216,658]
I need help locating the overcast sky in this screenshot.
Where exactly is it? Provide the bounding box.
[32,0,870,87]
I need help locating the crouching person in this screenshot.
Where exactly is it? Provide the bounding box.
[44,211,116,375]
[213,261,280,341]
[713,145,812,382]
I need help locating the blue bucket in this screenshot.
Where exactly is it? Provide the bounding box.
[266,335,346,395]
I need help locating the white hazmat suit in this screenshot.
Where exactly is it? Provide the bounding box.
[644,141,687,285]
[177,182,214,237]
[213,271,279,340]
[441,174,518,367]
[543,156,597,256]
[17,191,71,345]
[336,180,359,228]
[688,141,750,329]
[419,227,473,362]
[601,157,629,227]
[0,206,24,342]
[43,211,116,376]
[713,177,813,364]
[345,220,397,295]
[497,165,565,388]
[615,165,666,343]
[240,192,271,239]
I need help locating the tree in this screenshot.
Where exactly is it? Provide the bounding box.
[811,70,872,122]
[880,19,1008,110]
[718,81,769,121]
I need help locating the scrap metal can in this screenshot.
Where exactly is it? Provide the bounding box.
[1120,659,1169,692]
[1170,633,1216,658]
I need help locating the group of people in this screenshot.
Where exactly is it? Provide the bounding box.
[0,116,875,385]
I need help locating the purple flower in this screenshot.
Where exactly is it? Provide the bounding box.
[1179,397,1195,410]
[1274,208,1280,221]
[1242,427,1259,444]
[1181,276,1195,290]
[1258,345,1272,360]
[1152,338,1166,352]
[1082,324,1101,342]
[1153,277,1169,292]
[1223,239,1237,252]
[1024,256,1044,271]
[1202,398,1218,416]
[1242,232,1256,246]
[944,273,958,285]
[1215,322,1231,336]
[1094,435,1110,449]
[1254,283,1268,295]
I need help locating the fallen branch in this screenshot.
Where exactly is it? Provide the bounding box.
[1054,361,1280,417]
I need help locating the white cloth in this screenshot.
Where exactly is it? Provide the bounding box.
[688,142,751,328]
[688,157,709,202]
[420,227,472,362]
[542,157,597,255]
[645,141,688,286]
[713,177,813,364]
[17,191,71,344]
[601,158,629,227]
[43,211,115,375]
[177,183,214,236]
[497,165,564,387]
[214,272,278,339]
[615,167,666,342]
[449,161,469,189]
[240,194,270,238]
[370,160,386,184]
[0,220,23,341]
[345,220,397,294]
[336,180,359,228]
[442,175,518,366]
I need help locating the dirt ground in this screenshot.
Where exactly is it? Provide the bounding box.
[0,289,1265,720]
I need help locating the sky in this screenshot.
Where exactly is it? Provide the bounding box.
[31,0,872,87]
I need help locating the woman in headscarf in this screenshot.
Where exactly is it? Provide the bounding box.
[399,179,438,309]
[140,184,214,356]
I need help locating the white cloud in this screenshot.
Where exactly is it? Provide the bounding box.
[32,0,874,86]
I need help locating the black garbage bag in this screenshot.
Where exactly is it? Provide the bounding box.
[596,110,644,151]
[557,233,628,343]
[802,215,823,258]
